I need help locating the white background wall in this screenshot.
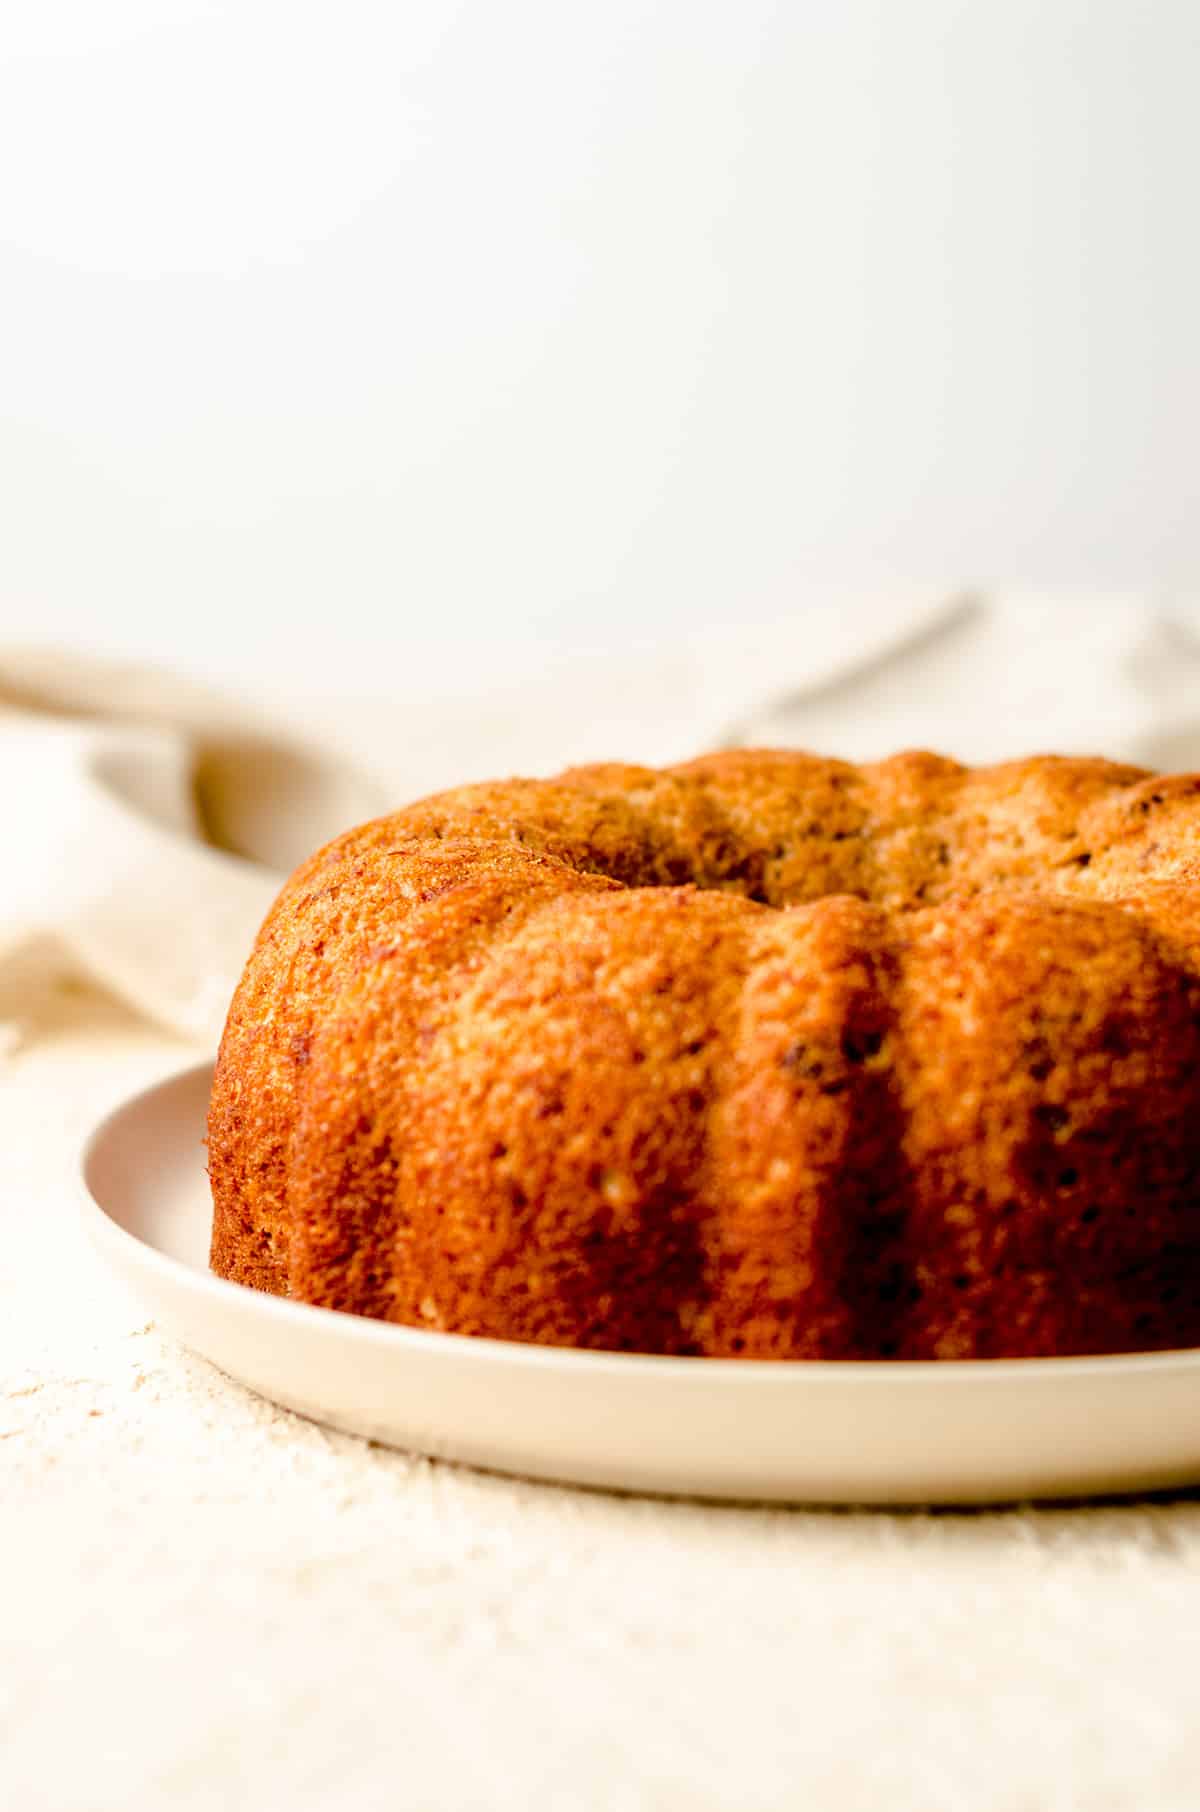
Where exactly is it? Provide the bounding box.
[2,1,1197,696]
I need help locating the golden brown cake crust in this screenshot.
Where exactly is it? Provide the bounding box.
[208,750,1200,1359]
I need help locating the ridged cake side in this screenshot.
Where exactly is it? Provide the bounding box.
[208,751,1200,1358]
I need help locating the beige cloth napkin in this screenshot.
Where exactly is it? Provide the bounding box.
[5,594,1200,1046]
[0,652,387,1044]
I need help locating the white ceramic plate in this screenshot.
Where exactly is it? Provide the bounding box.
[80,1062,1200,1505]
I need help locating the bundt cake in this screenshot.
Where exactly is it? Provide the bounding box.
[208,749,1200,1360]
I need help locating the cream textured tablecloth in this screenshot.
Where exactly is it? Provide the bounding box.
[5,597,1200,1811]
